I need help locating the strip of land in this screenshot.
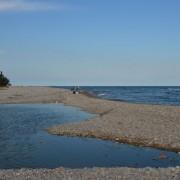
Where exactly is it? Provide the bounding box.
[0,86,180,179]
[0,167,179,180]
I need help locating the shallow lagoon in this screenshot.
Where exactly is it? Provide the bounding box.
[0,104,179,169]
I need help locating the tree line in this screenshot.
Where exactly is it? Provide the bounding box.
[0,71,10,87]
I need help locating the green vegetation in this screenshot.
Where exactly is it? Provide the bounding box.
[0,71,10,87]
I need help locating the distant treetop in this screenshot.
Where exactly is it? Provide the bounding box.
[0,71,10,87]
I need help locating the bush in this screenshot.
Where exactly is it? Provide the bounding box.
[0,72,10,87]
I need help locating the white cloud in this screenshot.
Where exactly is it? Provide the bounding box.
[0,0,75,12]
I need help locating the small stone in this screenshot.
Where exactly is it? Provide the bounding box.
[171,168,176,171]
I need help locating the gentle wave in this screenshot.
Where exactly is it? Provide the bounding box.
[57,86,180,106]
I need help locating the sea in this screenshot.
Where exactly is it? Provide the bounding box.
[57,86,180,106]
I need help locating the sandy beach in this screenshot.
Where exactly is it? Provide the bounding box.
[0,86,180,179]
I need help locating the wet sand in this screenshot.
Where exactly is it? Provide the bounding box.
[0,86,180,179]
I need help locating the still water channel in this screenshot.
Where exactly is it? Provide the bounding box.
[0,104,179,169]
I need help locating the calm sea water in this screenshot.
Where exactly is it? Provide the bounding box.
[0,104,180,169]
[58,86,180,106]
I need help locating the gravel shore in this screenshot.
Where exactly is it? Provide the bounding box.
[0,167,180,180]
[0,86,180,179]
[49,88,180,153]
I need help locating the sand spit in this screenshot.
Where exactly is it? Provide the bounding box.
[1,86,180,152]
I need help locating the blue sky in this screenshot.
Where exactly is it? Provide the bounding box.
[0,0,180,86]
